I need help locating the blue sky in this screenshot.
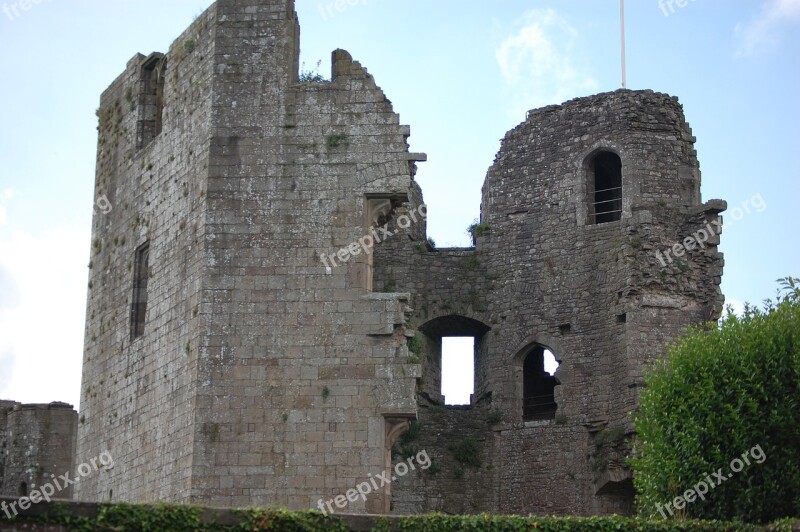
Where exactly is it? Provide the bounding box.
[0,0,798,408]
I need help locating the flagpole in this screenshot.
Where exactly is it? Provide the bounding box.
[620,0,627,89]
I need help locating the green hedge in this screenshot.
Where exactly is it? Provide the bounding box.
[377,514,776,531]
[2,503,799,531]
[631,278,800,523]
[32,504,349,531]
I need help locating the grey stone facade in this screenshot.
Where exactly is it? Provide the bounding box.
[0,402,78,501]
[75,0,725,516]
[379,90,725,515]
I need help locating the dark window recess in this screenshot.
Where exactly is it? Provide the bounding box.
[130,242,150,339]
[136,56,167,149]
[19,482,27,497]
[590,151,622,224]
[523,346,560,421]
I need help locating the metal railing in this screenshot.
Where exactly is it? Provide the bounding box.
[590,186,623,222]
[523,395,558,421]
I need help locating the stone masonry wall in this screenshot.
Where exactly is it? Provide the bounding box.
[75,4,218,503]
[79,0,423,513]
[0,401,15,495]
[77,0,724,517]
[0,403,77,500]
[189,0,421,511]
[380,90,725,515]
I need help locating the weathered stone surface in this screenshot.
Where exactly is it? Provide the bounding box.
[378,90,724,515]
[68,0,724,517]
[76,0,419,513]
[0,402,77,500]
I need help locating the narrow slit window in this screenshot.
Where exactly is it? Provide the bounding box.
[590,151,622,224]
[131,242,150,339]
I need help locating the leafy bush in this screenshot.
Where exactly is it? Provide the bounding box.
[392,514,780,531]
[631,278,800,523]
[10,501,800,530]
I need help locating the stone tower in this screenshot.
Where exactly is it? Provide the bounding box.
[77,0,724,515]
[1,402,78,500]
[377,91,725,515]
[77,0,421,512]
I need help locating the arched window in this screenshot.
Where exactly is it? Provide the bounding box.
[417,315,492,406]
[522,346,560,421]
[137,54,167,149]
[589,151,622,224]
[19,481,28,497]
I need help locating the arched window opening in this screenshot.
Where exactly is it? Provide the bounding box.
[441,337,474,405]
[523,346,560,421]
[589,151,622,224]
[418,315,491,407]
[19,481,28,497]
[137,54,167,149]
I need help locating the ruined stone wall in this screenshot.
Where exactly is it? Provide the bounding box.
[380,90,724,515]
[188,0,421,511]
[0,401,17,497]
[79,0,423,512]
[75,3,219,503]
[79,0,724,516]
[388,407,498,515]
[0,403,77,500]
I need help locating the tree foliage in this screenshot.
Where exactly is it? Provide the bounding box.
[632,278,800,523]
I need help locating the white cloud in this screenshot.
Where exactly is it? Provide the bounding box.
[0,227,88,408]
[735,0,800,57]
[495,9,597,117]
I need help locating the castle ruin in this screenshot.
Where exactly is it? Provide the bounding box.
[62,0,726,516]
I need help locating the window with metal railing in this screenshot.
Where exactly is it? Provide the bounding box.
[589,151,622,224]
[522,346,560,421]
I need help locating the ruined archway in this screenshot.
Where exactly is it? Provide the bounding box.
[512,338,564,422]
[417,315,491,406]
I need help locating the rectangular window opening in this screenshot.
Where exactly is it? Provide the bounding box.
[130,242,150,339]
[441,337,474,405]
[136,55,167,150]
